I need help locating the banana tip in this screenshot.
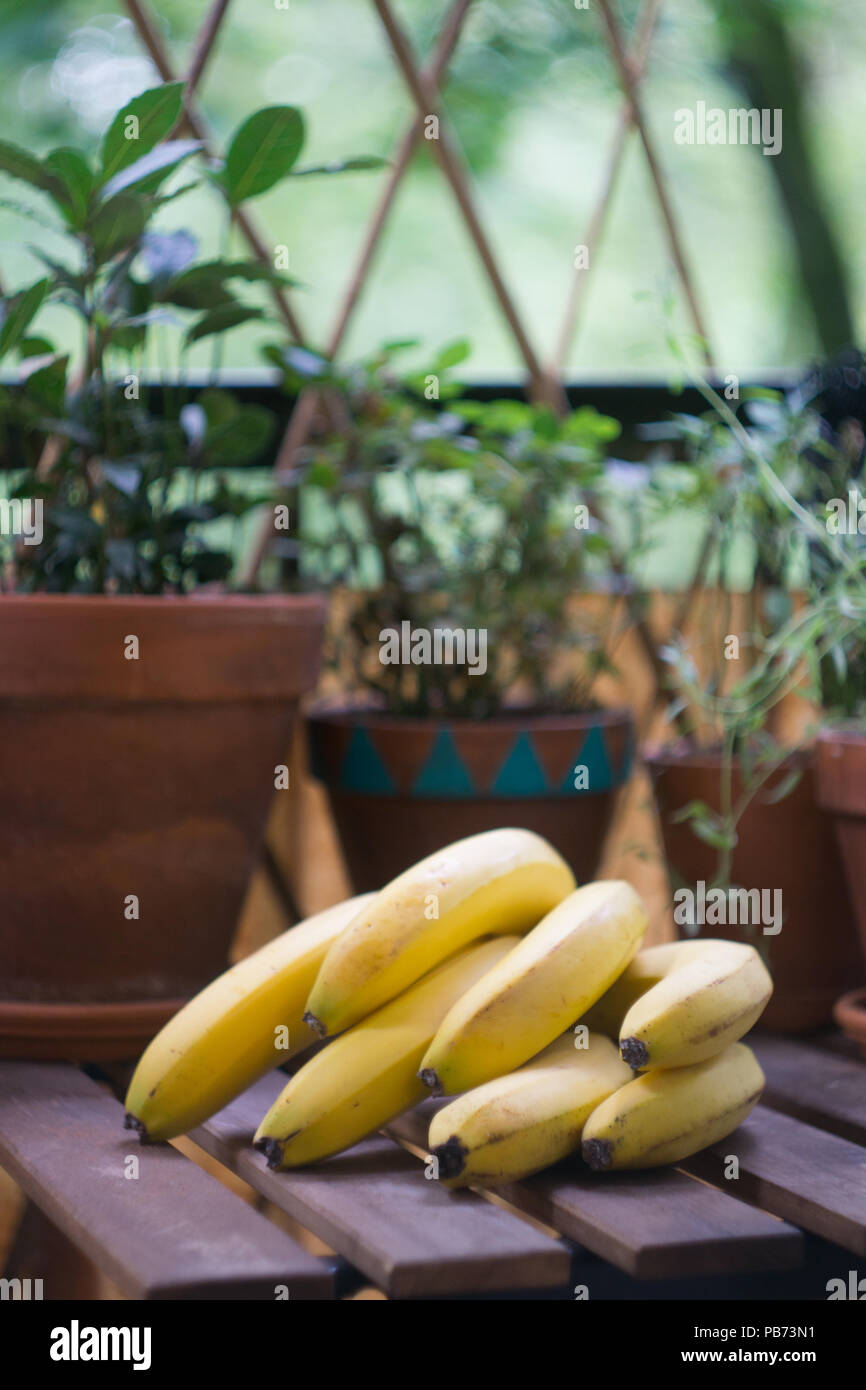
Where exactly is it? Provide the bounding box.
[582,1138,613,1171]
[418,1067,442,1095]
[303,1010,328,1039]
[123,1112,150,1143]
[620,1036,649,1071]
[432,1137,467,1182]
[254,1137,285,1170]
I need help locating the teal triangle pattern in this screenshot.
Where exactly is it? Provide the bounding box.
[491,732,549,797]
[413,729,475,796]
[339,726,396,794]
[616,724,636,782]
[560,725,613,795]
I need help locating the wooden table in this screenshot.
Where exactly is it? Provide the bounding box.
[1,1033,864,1300]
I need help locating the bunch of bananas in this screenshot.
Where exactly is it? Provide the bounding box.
[124,826,772,1188]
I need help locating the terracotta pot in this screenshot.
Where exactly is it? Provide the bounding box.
[0,594,325,1060]
[308,705,634,892]
[644,744,863,1033]
[815,726,866,967]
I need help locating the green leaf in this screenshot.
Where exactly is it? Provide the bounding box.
[223,107,304,204]
[19,354,68,412]
[184,303,264,345]
[760,767,803,806]
[88,194,149,262]
[0,140,63,198]
[0,278,49,362]
[101,139,200,200]
[204,404,274,463]
[100,82,185,185]
[432,339,472,371]
[291,155,385,176]
[161,258,295,310]
[44,148,92,226]
[17,335,55,358]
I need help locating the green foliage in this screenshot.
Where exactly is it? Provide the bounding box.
[0,81,380,593]
[649,376,866,883]
[267,341,624,717]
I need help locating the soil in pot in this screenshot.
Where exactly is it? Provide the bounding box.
[0,594,325,1060]
[645,745,863,1033]
[308,706,634,892]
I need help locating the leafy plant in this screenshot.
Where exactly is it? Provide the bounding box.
[266,340,626,717]
[0,82,381,593]
[647,374,866,886]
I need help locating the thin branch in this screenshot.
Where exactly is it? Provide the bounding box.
[371,0,555,405]
[185,0,233,97]
[242,0,476,587]
[551,0,662,375]
[596,0,715,371]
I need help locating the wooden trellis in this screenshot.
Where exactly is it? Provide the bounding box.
[121,0,715,710]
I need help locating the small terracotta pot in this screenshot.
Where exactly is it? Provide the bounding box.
[815,726,866,966]
[307,705,634,892]
[644,744,863,1033]
[0,594,325,1060]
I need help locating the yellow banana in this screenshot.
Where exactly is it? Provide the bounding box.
[255,935,520,1168]
[124,894,375,1142]
[303,828,575,1038]
[581,1041,765,1170]
[428,1031,632,1188]
[418,880,648,1095]
[604,939,773,1071]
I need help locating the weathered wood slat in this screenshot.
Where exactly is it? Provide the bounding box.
[388,1101,804,1281]
[752,1035,866,1146]
[680,1106,866,1256]
[0,1062,332,1299]
[191,1074,570,1299]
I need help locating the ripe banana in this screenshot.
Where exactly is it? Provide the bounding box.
[254,935,520,1168]
[303,828,575,1038]
[124,893,375,1142]
[418,880,648,1095]
[581,1041,764,1170]
[599,938,773,1071]
[428,1031,632,1188]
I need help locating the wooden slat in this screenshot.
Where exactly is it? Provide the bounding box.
[191,1074,570,1299]
[388,1101,803,1281]
[0,1063,332,1299]
[681,1106,866,1257]
[752,1035,866,1146]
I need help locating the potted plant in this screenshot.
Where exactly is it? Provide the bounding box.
[643,386,863,1032]
[264,343,635,890]
[804,355,866,1045]
[0,82,380,1058]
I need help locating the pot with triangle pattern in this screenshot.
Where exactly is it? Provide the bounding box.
[306,705,634,891]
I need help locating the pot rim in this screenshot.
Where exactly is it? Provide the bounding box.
[642,740,812,771]
[816,723,866,744]
[0,592,325,615]
[308,702,634,733]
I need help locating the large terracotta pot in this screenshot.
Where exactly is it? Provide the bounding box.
[308,705,634,892]
[645,744,863,1033]
[0,594,325,1060]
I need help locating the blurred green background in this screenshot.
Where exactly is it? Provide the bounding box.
[1,0,864,382]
